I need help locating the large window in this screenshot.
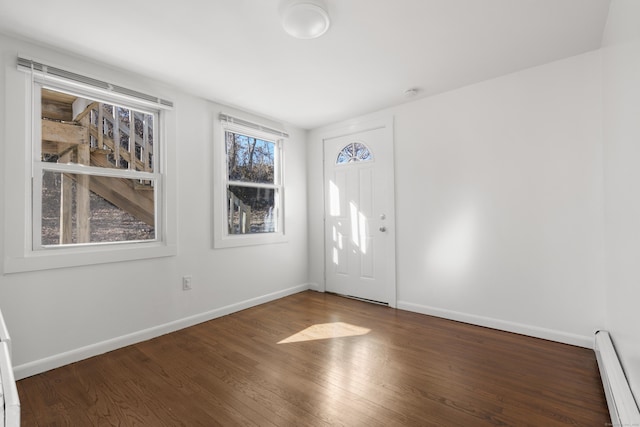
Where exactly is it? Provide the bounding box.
[215,116,286,247]
[1,57,176,273]
[34,85,161,249]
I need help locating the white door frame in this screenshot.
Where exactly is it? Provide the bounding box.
[321,116,397,308]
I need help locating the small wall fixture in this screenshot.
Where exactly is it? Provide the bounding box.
[281,0,331,39]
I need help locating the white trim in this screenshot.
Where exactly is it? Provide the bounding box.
[5,241,177,273]
[18,56,173,110]
[32,91,164,248]
[595,330,640,427]
[397,300,593,348]
[0,342,21,427]
[307,282,324,292]
[0,308,12,358]
[35,162,158,180]
[13,284,311,380]
[213,232,288,249]
[319,116,397,308]
[219,113,288,138]
[3,60,177,272]
[213,118,287,248]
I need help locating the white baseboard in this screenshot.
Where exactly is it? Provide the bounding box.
[14,284,310,380]
[397,300,593,348]
[307,282,324,292]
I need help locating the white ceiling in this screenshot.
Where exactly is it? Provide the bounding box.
[0,0,611,129]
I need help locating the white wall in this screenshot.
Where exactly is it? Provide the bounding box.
[309,51,605,347]
[0,14,626,387]
[0,34,309,379]
[602,0,640,404]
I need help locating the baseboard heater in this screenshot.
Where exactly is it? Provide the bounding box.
[0,308,20,427]
[595,330,640,427]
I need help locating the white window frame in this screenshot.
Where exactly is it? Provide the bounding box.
[33,82,162,249]
[3,57,176,273]
[214,117,287,248]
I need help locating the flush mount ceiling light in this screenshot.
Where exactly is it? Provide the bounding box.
[281,0,331,39]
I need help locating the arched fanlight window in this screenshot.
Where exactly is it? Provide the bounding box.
[336,142,373,164]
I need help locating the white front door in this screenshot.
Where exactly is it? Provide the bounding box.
[323,120,396,306]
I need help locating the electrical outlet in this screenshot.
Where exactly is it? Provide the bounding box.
[182,275,192,291]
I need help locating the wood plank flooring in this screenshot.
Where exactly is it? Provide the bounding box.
[17,291,610,426]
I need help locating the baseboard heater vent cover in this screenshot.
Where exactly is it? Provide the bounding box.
[595,330,640,427]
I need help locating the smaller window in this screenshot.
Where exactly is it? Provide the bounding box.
[336,142,372,164]
[214,115,288,248]
[224,128,282,235]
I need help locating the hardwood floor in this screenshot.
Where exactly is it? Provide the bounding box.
[17,291,609,426]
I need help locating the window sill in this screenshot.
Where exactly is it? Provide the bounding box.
[3,241,177,274]
[213,233,288,249]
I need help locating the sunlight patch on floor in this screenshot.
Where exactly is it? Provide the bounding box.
[278,322,371,344]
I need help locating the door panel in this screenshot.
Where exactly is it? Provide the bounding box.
[324,122,396,305]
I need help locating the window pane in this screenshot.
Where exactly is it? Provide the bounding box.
[41,171,155,245]
[336,142,372,164]
[226,131,275,184]
[227,186,277,234]
[41,88,155,172]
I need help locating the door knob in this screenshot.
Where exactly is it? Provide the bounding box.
[379,226,387,232]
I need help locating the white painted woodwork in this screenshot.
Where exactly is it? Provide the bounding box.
[323,123,396,305]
